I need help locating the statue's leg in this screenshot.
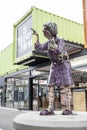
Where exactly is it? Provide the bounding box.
[40,86,54,115]
[47,87,54,111]
[62,86,72,115]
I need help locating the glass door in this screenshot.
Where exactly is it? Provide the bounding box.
[6,78,14,108]
[32,76,49,111]
[14,78,29,109]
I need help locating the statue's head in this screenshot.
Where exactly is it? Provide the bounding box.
[43,22,58,39]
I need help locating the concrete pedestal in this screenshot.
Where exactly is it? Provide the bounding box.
[13,111,87,130]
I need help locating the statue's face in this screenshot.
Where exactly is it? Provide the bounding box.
[43,28,52,39]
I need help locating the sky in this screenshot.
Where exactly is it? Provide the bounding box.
[0,0,83,51]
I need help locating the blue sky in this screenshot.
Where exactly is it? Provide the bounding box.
[0,0,83,51]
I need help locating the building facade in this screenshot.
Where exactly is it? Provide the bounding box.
[0,6,87,111]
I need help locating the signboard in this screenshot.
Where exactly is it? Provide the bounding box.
[16,15,32,58]
[82,0,87,48]
[73,89,86,111]
[33,79,47,85]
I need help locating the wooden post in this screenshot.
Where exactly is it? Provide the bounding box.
[82,0,87,48]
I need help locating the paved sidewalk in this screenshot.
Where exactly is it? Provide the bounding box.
[0,107,25,130]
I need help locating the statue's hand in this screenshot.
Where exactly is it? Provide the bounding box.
[48,42,58,51]
[31,28,38,36]
[31,28,39,42]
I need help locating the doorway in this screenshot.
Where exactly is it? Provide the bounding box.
[30,75,49,111]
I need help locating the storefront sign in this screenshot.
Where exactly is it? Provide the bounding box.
[33,79,47,85]
[16,16,32,58]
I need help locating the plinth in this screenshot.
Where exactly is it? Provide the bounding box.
[13,111,87,130]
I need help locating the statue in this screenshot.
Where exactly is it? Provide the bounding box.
[31,22,74,115]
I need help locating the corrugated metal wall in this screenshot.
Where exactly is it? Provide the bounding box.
[13,6,84,63]
[0,44,26,76]
[0,6,84,76]
[32,6,84,45]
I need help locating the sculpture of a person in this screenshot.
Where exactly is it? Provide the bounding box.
[31,22,74,115]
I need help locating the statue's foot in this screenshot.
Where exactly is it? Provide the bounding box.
[40,110,54,115]
[62,109,72,115]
